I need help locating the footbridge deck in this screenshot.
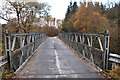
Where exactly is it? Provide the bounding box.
[16,37,102,78]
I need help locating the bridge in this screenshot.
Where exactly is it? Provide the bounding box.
[0,30,120,79]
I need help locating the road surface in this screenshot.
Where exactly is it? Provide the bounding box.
[16,37,102,78]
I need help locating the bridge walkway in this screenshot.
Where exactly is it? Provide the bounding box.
[16,37,102,78]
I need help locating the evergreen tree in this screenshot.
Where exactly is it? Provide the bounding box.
[72,2,78,13]
[62,1,78,32]
[100,3,105,14]
[65,6,70,21]
[100,2,104,10]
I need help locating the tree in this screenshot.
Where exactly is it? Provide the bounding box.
[0,0,26,32]
[56,19,62,29]
[94,2,103,14]
[71,2,78,13]
[74,2,109,33]
[20,2,50,32]
[62,1,78,32]
[74,3,86,32]
[0,0,50,33]
[40,24,59,37]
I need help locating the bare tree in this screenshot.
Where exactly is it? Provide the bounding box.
[0,0,51,32]
[0,0,26,32]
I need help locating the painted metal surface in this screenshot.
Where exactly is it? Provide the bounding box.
[3,30,119,78]
[59,31,110,69]
[109,53,120,64]
[4,30,46,72]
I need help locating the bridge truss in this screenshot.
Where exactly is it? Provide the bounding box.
[59,30,110,70]
[4,30,46,73]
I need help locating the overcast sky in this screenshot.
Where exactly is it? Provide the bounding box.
[0,0,119,24]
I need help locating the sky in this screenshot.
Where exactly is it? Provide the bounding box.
[0,0,119,24]
[38,0,114,19]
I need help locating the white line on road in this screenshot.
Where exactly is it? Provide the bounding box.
[53,39,62,75]
[53,40,54,43]
[55,49,62,74]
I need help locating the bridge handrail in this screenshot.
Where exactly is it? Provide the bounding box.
[59,30,110,70]
[0,56,7,74]
[10,32,44,36]
[61,32,105,36]
[109,53,120,64]
[0,56,7,67]
[4,31,46,73]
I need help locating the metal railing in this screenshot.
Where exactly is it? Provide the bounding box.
[109,53,120,69]
[109,53,120,64]
[0,56,7,74]
[59,30,110,70]
[4,30,46,72]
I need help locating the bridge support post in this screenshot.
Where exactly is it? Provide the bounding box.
[75,34,78,51]
[103,30,110,69]
[82,35,85,57]
[5,30,12,70]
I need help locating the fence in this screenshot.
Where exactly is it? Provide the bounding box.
[0,56,7,75]
[109,53,120,69]
[59,30,110,70]
[4,30,46,72]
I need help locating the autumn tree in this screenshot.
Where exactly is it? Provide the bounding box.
[74,3,86,32]
[40,24,59,37]
[118,2,120,54]
[74,2,109,33]
[103,2,119,53]
[20,2,50,32]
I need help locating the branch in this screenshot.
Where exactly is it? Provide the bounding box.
[0,16,13,22]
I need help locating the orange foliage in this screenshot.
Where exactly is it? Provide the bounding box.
[82,28,86,32]
[41,24,60,37]
[74,20,79,28]
[110,65,120,78]
[99,16,106,21]
[75,2,109,33]
[92,12,100,16]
